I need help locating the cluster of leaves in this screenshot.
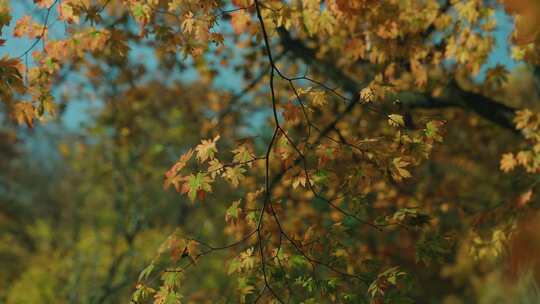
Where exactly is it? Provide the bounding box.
[2,0,540,303]
[501,110,540,173]
[164,135,258,201]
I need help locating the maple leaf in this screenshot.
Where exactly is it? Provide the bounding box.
[195,135,220,163]
[425,120,445,142]
[182,172,212,201]
[153,287,181,304]
[181,11,195,34]
[500,153,517,172]
[169,238,187,262]
[131,284,155,303]
[13,15,44,39]
[388,114,405,128]
[208,158,224,178]
[0,2,10,36]
[360,87,374,102]
[309,90,326,106]
[226,199,242,223]
[187,240,200,262]
[58,1,81,24]
[239,248,256,270]
[164,149,193,190]
[12,102,35,128]
[514,109,535,130]
[486,64,509,87]
[292,171,308,189]
[13,15,30,37]
[391,157,412,181]
[282,102,301,124]
[411,59,428,87]
[231,10,251,35]
[224,166,246,188]
[0,56,25,99]
[232,145,254,164]
[163,174,183,192]
[516,151,531,166]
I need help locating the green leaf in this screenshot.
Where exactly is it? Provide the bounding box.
[425,120,444,142]
[186,172,212,201]
[138,263,154,282]
[226,199,242,222]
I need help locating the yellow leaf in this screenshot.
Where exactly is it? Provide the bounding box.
[231,10,251,35]
[195,135,220,163]
[13,102,35,128]
[500,153,516,172]
[388,114,405,128]
[187,240,200,262]
[391,157,412,181]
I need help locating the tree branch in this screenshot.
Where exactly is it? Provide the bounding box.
[278,29,519,133]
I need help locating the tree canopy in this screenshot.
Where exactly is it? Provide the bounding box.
[1,0,540,303]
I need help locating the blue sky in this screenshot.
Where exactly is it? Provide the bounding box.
[481,9,518,76]
[0,1,518,130]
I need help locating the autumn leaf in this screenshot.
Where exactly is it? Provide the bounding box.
[500,153,516,172]
[514,109,534,130]
[0,2,10,36]
[181,11,195,34]
[231,10,251,35]
[153,287,181,304]
[232,145,254,164]
[226,199,242,223]
[0,56,25,101]
[169,238,188,262]
[224,166,246,188]
[292,171,308,189]
[360,87,374,102]
[13,15,44,39]
[516,151,531,166]
[391,157,412,181]
[164,149,194,190]
[12,102,35,128]
[517,190,533,207]
[187,240,200,262]
[410,59,428,87]
[58,1,81,24]
[208,158,224,178]
[425,120,445,142]
[282,102,301,124]
[195,135,220,163]
[131,284,155,303]
[309,90,327,106]
[388,114,405,128]
[182,172,212,201]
